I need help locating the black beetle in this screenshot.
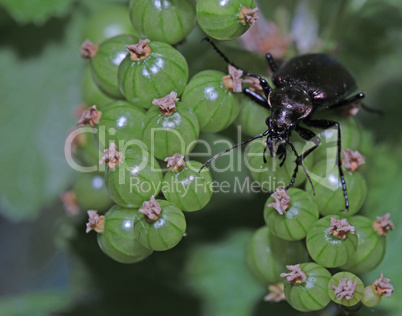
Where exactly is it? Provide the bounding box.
[200,39,372,212]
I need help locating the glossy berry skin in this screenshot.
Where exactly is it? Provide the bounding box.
[234,95,270,137]
[264,188,319,241]
[306,216,358,268]
[196,0,257,40]
[94,100,145,149]
[118,41,188,108]
[89,34,138,99]
[105,144,162,208]
[81,66,115,111]
[246,139,314,191]
[245,226,308,284]
[328,272,364,306]
[181,70,240,133]
[129,0,196,45]
[82,4,140,44]
[134,199,186,251]
[73,127,102,167]
[142,103,199,160]
[283,262,332,312]
[97,205,153,264]
[162,161,213,212]
[73,172,113,212]
[305,160,367,216]
[340,216,386,274]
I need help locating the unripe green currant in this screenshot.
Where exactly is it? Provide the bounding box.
[133,197,186,251]
[86,207,153,264]
[82,4,140,44]
[341,214,393,274]
[328,272,364,307]
[72,124,102,167]
[246,139,314,191]
[234,94,270,137]
[81,66,115,111]
[181,69,241,133]
[102,143,162,208]
[118,39,188,108]
[142,92,200,160]
[129,0,196,45]
[81,34,138,99]
[196,0,259,40]
[77,102,145,149]
[306,216,358,268]
[245,226,308,284]
[281,263,332,312]
[264,188,319,241]
[73,172,113,212]
[305,159,367,216]
[361,273,394,307]
[162,154,213,212]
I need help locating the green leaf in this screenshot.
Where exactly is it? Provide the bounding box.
[185,230,266,316]
[0,0,75,24]
[0,9,86,221]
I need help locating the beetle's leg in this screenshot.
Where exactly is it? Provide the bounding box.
[328,92,365,110]
[266,53,278,73]
[303,119,349,212]
[243,88,270,109]
[279,151,287,167]
[203,38,272,97]
[295,126,321,161]
[263,145,268,163]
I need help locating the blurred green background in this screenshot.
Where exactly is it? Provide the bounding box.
[0,0,401,315]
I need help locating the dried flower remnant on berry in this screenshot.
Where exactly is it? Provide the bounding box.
[373,273,394,298]
[222,65,243,92]
[99,142,123,169]
[327,217,355,240]
[373,213,394,236]
[86,210,105,233]
[60,191,79,216]
[238,7,259,26]
[332,278,358,301]
[341,104,361,117]
[139,196,161,222]
[80,40,98,58]
[267,187,291,215]
[264,283,285,302]
[342,149,365,172]
[165,153,186,172]
[243,76,263,92]
[280,264,307,284]
[126,39,151,61]
[152,91,179,115]
[77,105,102,127]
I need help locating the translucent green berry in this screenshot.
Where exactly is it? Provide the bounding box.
[362,285,382,307]
[328,272,364,306]
[264,188,319,241]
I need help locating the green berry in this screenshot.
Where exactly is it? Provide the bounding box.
[362,285,382,307]
[81,66,115,110]
[340,215,388,274]
[133,198,186,251]
[118,39,188,108]
[72,125,102,167]
[245,226,308,284]
[73,172,113,212]
[246,139,314,191]
[234,94,270,137]
[305,160,367,216]
[306,216,358,268]
[89,207,153,264]
[82,34,139,99]
[181,70,241,133]
[282,262,332,312]
[264,188,319,241]
[196,0,258,40]
[82,4,140,44]
[142,93,199,160]
[328,272,364,306]
[162,156,213,212]
[129,0,196,45]
[103,143,162,208]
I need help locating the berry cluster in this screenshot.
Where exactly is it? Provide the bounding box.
[62,0,395,313]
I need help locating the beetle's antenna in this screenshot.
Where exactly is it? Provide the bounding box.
[202,37,272,95]
[199,131,269,172]
[287,141,315,195]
